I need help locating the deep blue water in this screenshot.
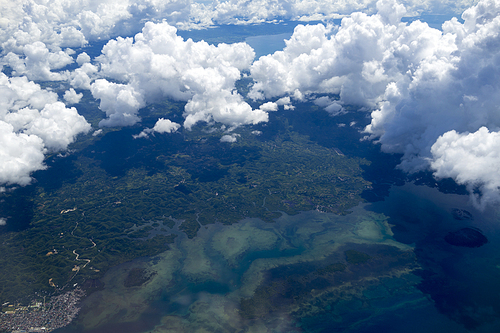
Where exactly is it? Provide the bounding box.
[365,184,500,333]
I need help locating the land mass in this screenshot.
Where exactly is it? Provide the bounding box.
[0,97,371,308]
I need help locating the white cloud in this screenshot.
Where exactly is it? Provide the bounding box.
[249,8,411,106]
[0,73,59,112]
[0,73,91,186]
[132,130,151,139]
[220,133,239,142]
[22,102,91,151]
[276,96,295,110]
[314,97,344,115]
[134,118,180,138]
[70,63,98,90]
[183,89,268,129]
[63,88,83,104]
[276,96,291,105]
[365,0,500,172]
[0,218,6,226]
[2,42,73,81]
[430,127,500,209]
[92,129,103,136]
[0,0,191,53]
[1,0,497,206]
[324,102,344,115]
[0,121,46,186]
[76,52,91,66]
[314,96,333,108]
[90,79,145,127]
[259,101,278,111]
[94,21,268,129]
[367,0,500,207]
[4,102,91,152]
[153,118,181,133]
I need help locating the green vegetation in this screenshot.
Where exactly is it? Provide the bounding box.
[0,98,371,303]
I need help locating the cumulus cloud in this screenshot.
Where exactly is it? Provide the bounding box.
[153,118,181,133]
[0,73,91,186]
[0,121,46,186]
[0,0,478,74]
[0,218,6,226]
[92,129,103,136]
[132,131,150,139]
[276,96,295,110]
[249,5,410,106]
[21,102,91,151]
[0,0,192,54]
[220,133,239,143]
[2,42,73,81]
[259,101,278,112]
[76,52,91,66]
[91,79,145,127]
[365,0,500,179]
[1,0,496,205]
[430,128,500,209]
[4,101,91,152]
[93,21,268,129]
[63,88,83,104]
[70,62,98,90]
[0,74,58,111]
[325,102,344,115]
[133,118,181,138]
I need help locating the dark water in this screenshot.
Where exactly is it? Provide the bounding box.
[367,184,500,332]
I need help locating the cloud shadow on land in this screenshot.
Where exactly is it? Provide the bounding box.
[0,186,36,233]
[83,120,263,183]
[32,154,83,193]
[84,127,180,178]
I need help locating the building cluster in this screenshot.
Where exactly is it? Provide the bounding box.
[0,288,84,333]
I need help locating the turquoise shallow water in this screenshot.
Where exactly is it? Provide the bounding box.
[55,183,500,333]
